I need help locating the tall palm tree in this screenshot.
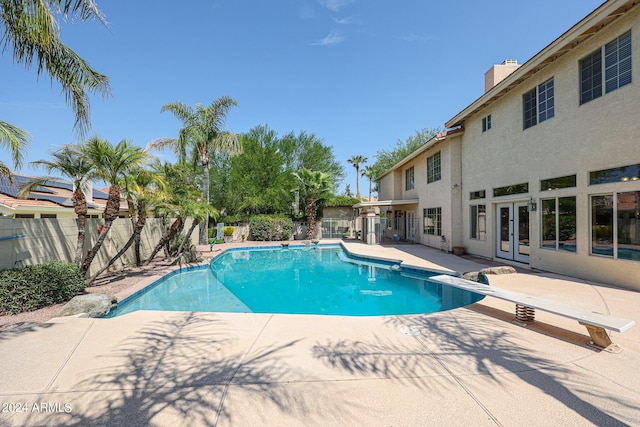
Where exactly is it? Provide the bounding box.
[149,96,240,245]
[80,136,148,276]
[173,200,219,262]
[361,165,375,201]
[19,143,94,266]
[0,0,111,137]
[347,155,367,199]
[292,168,332,240]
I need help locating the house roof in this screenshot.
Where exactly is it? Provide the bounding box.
[376,128,464,180]
[0,173,122,212]
[445,0,638,128]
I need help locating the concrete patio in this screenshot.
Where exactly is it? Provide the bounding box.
[1,241,639,426]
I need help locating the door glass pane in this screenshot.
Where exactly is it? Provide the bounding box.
[617,191,640,261]
[518,205,530,256]
[500,207,510,252]
[541,199,556,249]
[592,195,613,257]
[558,197,577,252]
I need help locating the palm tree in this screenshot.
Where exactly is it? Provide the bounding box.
[0,0,111,137]
[0,121,29,180]
[80,137,148,276]
[19,144,94,266]
[173,200,219,262]
[87,167,165,284]
[149,96,240,245]
[292,168,332,240]
[347,155,367,199]
[361,165,375,201]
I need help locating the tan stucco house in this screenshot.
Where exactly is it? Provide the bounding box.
[371,0,640,290]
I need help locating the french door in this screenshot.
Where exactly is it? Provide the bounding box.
[496,202,530,263]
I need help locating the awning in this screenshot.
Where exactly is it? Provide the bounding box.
[353,199,419,209]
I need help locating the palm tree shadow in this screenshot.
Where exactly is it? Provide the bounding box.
[312,309,638,425]
[24,312,357,426]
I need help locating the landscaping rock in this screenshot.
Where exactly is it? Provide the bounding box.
[480,266,517,275]
[55,294,117,318]
[461,271,490,284]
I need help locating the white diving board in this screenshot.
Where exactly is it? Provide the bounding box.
[431,274,636,353]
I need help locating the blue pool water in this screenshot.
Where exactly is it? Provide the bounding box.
[107,245,484,317]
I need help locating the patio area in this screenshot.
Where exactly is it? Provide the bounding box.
[0,241,638,426]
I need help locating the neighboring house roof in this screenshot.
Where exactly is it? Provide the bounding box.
[0,173,124,213]
[377,128,464,180]
[446,0,637,128]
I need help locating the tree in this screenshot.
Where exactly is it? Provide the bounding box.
[80,137,148,276]
[347,155,367,199]
[370,127,442,180]
[292,168,332,240]
[0,121,29,180]
[20,143,94,265]
[150,96,240,245]
[361,165,375,201]
[0,0,111,138]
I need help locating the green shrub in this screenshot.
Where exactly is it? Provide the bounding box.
[0,261,86,315]
[249,215,292,241]
[223,226,235,236]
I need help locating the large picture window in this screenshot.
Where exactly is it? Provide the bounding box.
[423,207,442,236]
[523,78,554,129]
[541,197,576,252]
[427,152,441,183]
[591,192,640,261]
[580,30,632,105]
[470,204,486,241]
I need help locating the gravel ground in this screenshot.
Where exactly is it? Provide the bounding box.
[0,257,179,332]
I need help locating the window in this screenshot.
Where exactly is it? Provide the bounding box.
[40,214,57,219]
[493,183,528,197]
[541,197,576,252]
[423,207,442,236]
[580,30,632,105]
[523,78,554,129]
[470,190,486,200]
[617,191,640,261]
[427,152,441,183]
[592,194,614,257]
[405,166,414,190]
[590,163,640,185]
[14,214,35,218]
[482,115,492,132]
[470,204,486,241]
[541,175,576,191]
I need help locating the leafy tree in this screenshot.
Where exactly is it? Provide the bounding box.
[347,155,367,198]
[0,121,29,180]
[344,184,353,198]
[20,143,94,266]
[150,97,240,245]
[369,127,442,182]
[0,0,110,140]
[80,137,148,276]
[292,168,332,239]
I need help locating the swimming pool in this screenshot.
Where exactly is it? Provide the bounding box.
[106,245,484,317]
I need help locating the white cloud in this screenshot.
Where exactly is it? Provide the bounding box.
[332,16,352,25]
[312,30,345,46]
[318,0,355,12]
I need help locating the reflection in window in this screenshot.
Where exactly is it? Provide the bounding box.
[405,167,414,190]
[617,191,640,261]
[423,207,442,236]
[542,197,576,252]
[591,195,614,257]
[493,183,528,197]
[541,175,576,191]
[589,164,640,185]
[470,204,486,241]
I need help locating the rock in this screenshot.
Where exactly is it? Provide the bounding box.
[480,266,517,275]
[55,294,117,318]
[461,271,490,284]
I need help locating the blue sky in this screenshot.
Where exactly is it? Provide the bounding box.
[1,0,604,194]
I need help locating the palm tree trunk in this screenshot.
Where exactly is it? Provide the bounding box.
[199,162,209,245]
[368,178,372,201]
[88,211,148,284]
[72,188,88,266]
[306,193,317,240]
[80,185,121,276]
[145,216,184,265]
[175,219,200,259]
[355,165,361,198]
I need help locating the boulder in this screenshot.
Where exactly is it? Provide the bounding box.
[55,294,117,318]
[479,266,517,275]
[461,271,490,284]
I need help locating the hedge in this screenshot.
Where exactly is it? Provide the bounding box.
[249,215,292,241]
[0,261,86,315]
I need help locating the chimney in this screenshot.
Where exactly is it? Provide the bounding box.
[484,59,520,92]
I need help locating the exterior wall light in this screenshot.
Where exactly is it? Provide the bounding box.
[528,197,537,212]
